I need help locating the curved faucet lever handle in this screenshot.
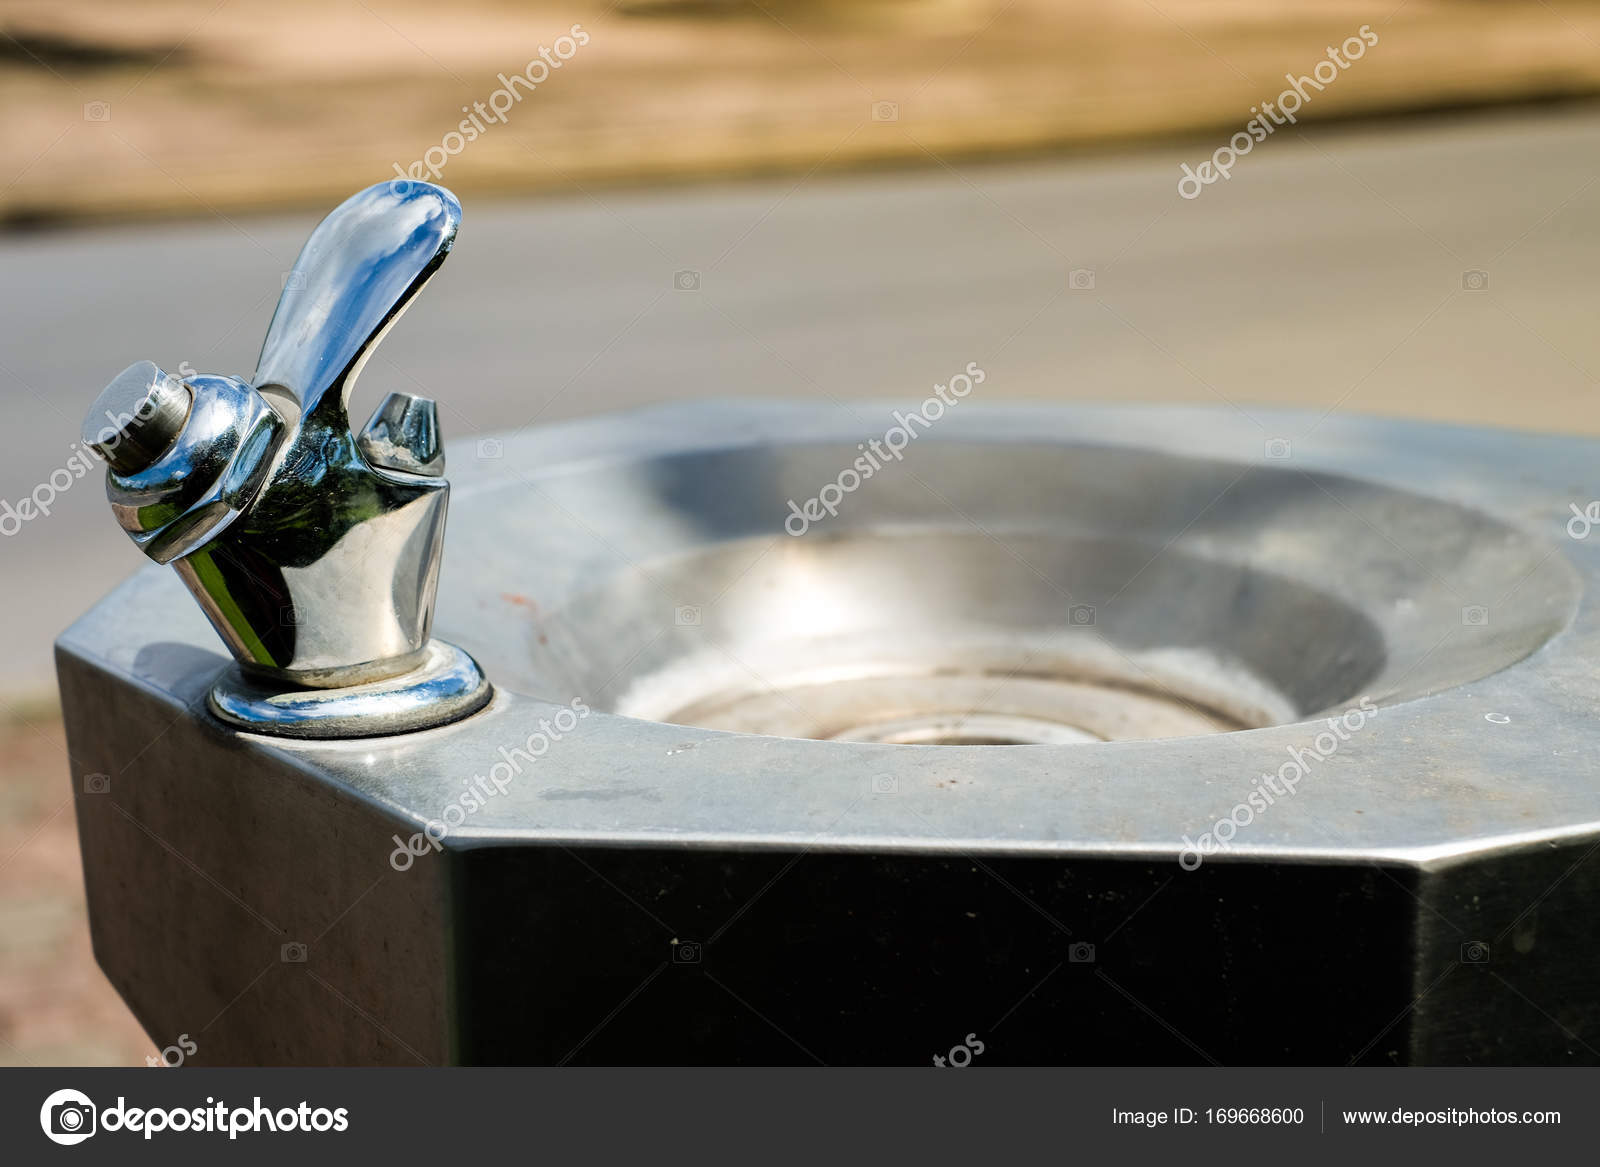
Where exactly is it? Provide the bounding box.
[254,180,461,428]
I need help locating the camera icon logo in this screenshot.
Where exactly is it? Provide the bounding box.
[1069,604,1095,626]
[1462,269,1489,291]
[1068,941,1096,963]
[1461,940,1490,964]
[871,101,900,122]
[674,269,701,291]
[281,270,307,291]
[40,1088,97,1145]
[871,774,898,795]
[1069,268,1096,291]
[476,438,504,460]
[1264,437,1292,460]
[1461,605,1490,627]
[675,605,702,627]
[280,605,303,627]
[281,941,308,963]
[83,101,110,122]
[672,939,703,964]
[83,773,111,795]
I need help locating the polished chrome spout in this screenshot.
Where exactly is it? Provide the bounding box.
[82,180,489,736]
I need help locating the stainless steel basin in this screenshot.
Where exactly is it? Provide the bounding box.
[477,429,1571,743]
[59,399,1600,1064]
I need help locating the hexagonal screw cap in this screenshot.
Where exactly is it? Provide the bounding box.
[83,361,193,475]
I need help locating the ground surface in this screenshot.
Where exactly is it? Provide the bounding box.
[0,710,151,1065]
[5,0,1600,225]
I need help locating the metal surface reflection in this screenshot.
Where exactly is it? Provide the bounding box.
[79,180,488,735]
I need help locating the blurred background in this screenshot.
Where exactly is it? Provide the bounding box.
[4,0,1600,1064]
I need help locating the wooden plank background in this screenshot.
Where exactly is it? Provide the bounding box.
[4,0,1600,225]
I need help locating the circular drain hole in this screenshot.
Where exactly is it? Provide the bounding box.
[653,670,1258,744]
[833,712,1103,746]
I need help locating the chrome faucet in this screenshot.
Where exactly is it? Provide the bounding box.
[80,180,489,736]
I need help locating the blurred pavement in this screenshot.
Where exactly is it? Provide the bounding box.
[3,103,1600,700]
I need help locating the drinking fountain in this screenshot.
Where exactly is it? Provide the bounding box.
[59,180,1600,1065]
[77,181,489,738]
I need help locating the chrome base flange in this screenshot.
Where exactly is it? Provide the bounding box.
[207,639,491,738]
